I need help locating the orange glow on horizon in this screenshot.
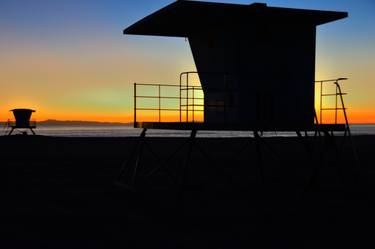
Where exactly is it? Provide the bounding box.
[1,104,373,125]
[346,108,375,124]
[135,112,204,123]
[0,109,134,123]
[316,109,375,125]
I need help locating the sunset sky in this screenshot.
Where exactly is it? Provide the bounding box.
[0,0,374,123]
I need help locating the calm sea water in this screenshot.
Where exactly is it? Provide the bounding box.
[2,124,375,137]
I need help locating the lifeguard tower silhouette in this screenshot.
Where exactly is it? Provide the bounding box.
[7,108,37,135]
[119,1,353,189]
[125,0,349,132]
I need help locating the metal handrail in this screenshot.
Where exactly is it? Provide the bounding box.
[135,83,182,87]
[134,75,350,128]
[134,71,266,125]
[134,82,204,124]
[315,78,348,126]
[179,71,238,123]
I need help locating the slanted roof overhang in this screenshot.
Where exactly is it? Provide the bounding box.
[124,1,348,37]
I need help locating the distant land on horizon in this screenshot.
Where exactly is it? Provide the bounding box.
[0,119,132,126]
[0,119,374,127]
[38,119,132,126]
[37,120,375,126]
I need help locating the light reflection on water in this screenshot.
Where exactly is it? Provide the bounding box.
[1,124,374,138]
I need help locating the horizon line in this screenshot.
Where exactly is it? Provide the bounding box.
[0,119,374,126]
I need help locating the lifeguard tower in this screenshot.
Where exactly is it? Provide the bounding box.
[119,1,353,190]
[7,109,37,135]
[125,0,349,132]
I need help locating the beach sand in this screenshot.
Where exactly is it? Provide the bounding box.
[0,135,374,248]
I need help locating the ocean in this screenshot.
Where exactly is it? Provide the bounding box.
[2,124,375,137]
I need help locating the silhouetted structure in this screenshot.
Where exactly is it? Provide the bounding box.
[124,0,348,131]
[119,1,358,192]
[8,109,36,135]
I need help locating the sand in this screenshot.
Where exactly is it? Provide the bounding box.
[0,134,374,248]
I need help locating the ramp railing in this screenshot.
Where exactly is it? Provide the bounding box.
[315,78,350,134]
[133,82,204,124]
[134,75,351,132]
[179,71,238,123]
[133,71,240,125]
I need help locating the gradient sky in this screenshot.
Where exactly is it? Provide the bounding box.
[0,0,374,123]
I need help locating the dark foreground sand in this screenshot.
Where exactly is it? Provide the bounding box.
[0,134,374,248]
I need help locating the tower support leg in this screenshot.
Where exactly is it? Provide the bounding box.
[253,131,264,184]
[296,131,312,158]
[8,128,14,136]
[130,128,147,187]
[116,128,147,190]
[177,129,197,207]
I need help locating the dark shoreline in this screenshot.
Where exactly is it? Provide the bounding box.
[1,135,374,248]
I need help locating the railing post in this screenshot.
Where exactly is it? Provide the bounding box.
[179,73,182,123]
[158,85,161,122]
[320,81,323,124]
[335,80,350,135]
[203,93,205,123]
[192,86,195,123]
[335,82,338,125]
[186,73,189,122]
[134,83,137,127]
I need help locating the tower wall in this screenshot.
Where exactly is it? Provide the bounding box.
[189,23,316,129]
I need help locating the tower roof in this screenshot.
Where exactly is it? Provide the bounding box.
[124,1,348,37]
